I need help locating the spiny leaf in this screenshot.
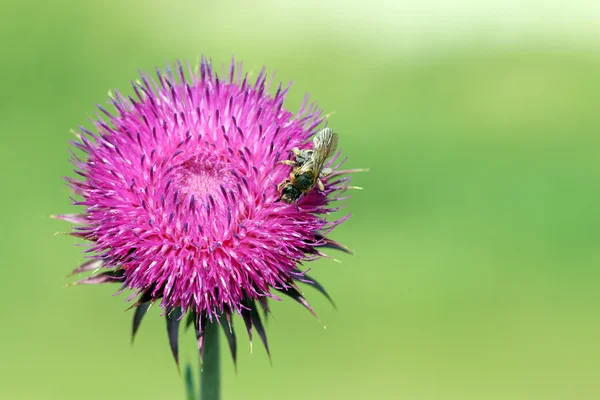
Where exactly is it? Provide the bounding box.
[250,301,271,360]
[301,274,336,309]
[240,307,253,352]
[194,313,208,361]
[132,302,151,343]
[314,235,352,254]
[166,307,183,369]
[67,259,103,277]
[125,288,154,312]
[49,213,88,224]
[220,313,237,365]
[69,270,124,286]
[276,286,319,320]
[185,311,196,331]
[258,297,271,323]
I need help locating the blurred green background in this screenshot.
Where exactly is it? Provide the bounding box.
[2,1,600,399]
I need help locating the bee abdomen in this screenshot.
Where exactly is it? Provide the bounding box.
[295,173,314,191]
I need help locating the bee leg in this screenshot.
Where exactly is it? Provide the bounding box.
[278,160,297,166]
[317,178,325,192]
[289,172,296,181]
[320,167,333,177]
[292,147,302,156]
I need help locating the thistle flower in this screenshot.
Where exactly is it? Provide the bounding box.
[55,57,358,366]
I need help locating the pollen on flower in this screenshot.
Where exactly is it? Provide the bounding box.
[58,56,359,365]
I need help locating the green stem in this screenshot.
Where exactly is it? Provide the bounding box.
[200,320,220,400]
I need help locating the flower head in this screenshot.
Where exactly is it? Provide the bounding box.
[56,57,358,365]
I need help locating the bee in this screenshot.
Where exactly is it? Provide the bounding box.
[277,127,339,203]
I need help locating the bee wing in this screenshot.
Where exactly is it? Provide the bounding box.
[295,157,317,176]
[293,128,340,177]
[312,128,339,163]
[313,128,339,157]
[327,132,339,158]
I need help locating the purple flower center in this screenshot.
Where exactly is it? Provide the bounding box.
[177,154,233,198]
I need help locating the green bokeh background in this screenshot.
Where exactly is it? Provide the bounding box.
[2,1,600,399]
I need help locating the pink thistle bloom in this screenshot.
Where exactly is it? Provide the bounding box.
[56,57,359,365]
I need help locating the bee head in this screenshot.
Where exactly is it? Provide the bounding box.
[278,184,302,204]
